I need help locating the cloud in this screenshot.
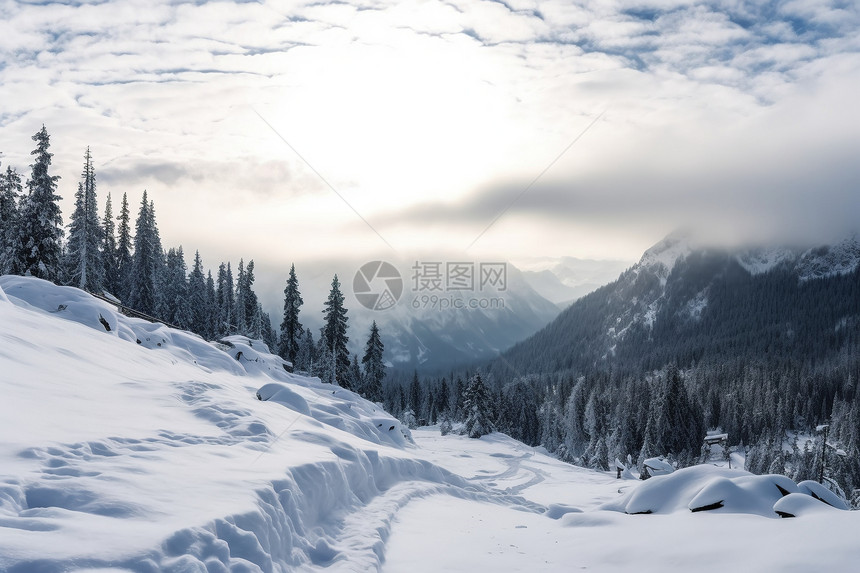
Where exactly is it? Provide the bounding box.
[0,0,857,265]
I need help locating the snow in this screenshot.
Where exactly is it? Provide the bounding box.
[637,232,692,286]
[797,236,860,281]
[2,276,860,572]
[735,247,797,275]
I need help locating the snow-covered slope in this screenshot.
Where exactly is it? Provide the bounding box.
[0,276,462,571]
[2,276,859,572]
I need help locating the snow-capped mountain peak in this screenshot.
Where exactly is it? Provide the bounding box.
[636,230,693,285]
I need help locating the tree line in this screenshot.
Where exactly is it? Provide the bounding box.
[0,126,387,403]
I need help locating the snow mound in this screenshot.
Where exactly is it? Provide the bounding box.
[687,474,798,516]
[774,493,843,518]
[0,274,244,375]
[605,465,847,518]
[257,381,412,448]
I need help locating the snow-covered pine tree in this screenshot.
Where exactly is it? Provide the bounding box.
[205,270,217,340]
[260,308,277,352]
[0,165,23,274]
[348,354,363,395]
[583,391,610,470]
[187,250,208,337]
[156,246,189,328]
[216,262,235,336]
[321,274,350,388]
[126,192,162,315]
[361,320,385,403]
[237,260,261,339]
[234,259,247,335]
[295,327,316,374]
[64,148,103,292]
[101,193,120,296]
[278,263,303,365]
[18,125,63,281]
[463,372,495,438]
[115,192,133,301]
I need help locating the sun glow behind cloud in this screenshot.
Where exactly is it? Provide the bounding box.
[0,0,858,267]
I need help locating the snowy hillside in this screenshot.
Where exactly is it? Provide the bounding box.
[2,276,859,572]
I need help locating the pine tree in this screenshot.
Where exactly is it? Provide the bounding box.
[295,327,316,374]
[156,246,189,328]
[234,259,247,335]
[348,354,363,394]
[64,148,103,291]
[234,259,260,338]
[18,125,63,281]
[409,371,422,416]
[187,250,207,336]
[260,308,278,352]
[0,165,23,274]
[205,270,217,340]
[278,263,303,365]
[322,274,350,388]
[361,320,385,402]
[463,372,495,438]
[126,191,161,315]
[101,193,119,295]
[115,192,133,301]
[216,262,235,336]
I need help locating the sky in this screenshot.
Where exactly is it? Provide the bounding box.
[1,0,859,280]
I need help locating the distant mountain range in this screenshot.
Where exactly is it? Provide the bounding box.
[516,256,632,307]
[258,257,580,373]
[494,232,860,378]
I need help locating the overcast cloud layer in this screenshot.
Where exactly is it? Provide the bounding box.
[1,0,858,267]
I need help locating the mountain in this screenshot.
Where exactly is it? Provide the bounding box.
[517,256,632,306]
[494,232,860,377]
[350,262,562,373]
[257,258,563,373]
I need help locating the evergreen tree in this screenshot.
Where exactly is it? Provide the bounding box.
[278,263,303,365]
[64,148,103,291]
[439,377,451,415]
[295,327,316,374]
[126,191,161,315]
[321,274,350,387]
[216,262,235,336]
[115,192,133,301]
[463,372,495,438]
[101,193,119,295]
[205,270,217,340]
[235,260,260,338]
[409,371,422,416]
[18,125,63,280]
[361,320,385,402]
[348,354,363,394]
[260,308,278,352]
[156,246,189,328]
[234,259,247,335]
[0,165,23,274]
[500,380,540,445]
[187,250,207,336]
